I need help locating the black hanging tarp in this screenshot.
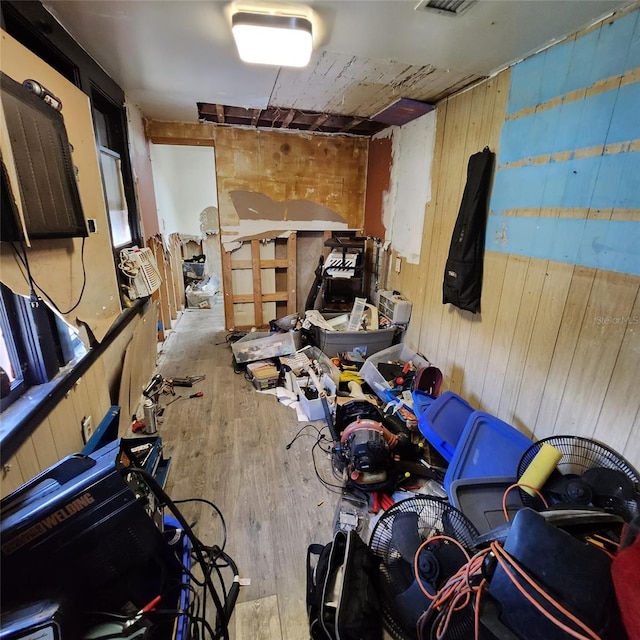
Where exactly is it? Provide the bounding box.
[442,146,495,313]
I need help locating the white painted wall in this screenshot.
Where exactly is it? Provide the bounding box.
[149,144,218,239]
[381,111,436,265]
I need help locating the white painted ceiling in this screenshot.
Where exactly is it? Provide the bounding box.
[44,0,632,124]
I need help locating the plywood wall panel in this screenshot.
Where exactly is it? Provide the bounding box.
[552,271,639,436]
[497,258,548,428]
[511,261,575,432]
[0,31,121,341]
[45,395,84,459]
[30,419,62,470]
[593,290,640,453]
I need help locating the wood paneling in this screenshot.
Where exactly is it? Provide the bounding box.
[393,56,640,468]
[0,358,110,497]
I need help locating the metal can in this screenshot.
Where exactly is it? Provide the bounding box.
[143,398,158,435]
[22,79,63,111]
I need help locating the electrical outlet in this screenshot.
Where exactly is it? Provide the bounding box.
[395,257,402,273]
[82,415,93,443]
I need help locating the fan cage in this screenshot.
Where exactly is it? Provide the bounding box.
[516,435,640,517]
[368,497,479,640]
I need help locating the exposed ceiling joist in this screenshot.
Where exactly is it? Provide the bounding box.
[197,102,392,137]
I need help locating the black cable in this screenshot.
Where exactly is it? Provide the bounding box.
[311,437,344,493]
[10,237,87,314]
[172,497,227,553]
[127,468,238,640]
[284,423,325,449]
[286,423,343,491]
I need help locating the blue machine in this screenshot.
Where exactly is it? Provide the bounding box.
[0,439,175,613]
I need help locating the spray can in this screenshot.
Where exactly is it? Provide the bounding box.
[143,398,158,435]
[22,79,63,111]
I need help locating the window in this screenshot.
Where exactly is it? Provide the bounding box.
[99,148,132,247]
[0,283,87,413]
[92,90,138,250]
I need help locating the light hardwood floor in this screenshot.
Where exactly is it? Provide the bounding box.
[156,304,336,640]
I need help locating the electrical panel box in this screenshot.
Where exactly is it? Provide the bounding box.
[377,290,412,324]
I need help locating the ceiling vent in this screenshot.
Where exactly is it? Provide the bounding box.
[414,0,478,16]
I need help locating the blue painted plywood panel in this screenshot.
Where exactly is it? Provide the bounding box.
[507,10,640,114]
[486,216,640,275]
[500,84,639,164]
[491,151,640,212]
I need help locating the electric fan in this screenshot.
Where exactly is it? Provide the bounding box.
[368,497,479,640]
[517,435,640,522]
[118,246,163,299]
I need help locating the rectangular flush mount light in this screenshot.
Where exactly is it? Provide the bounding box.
[232,11,313,67]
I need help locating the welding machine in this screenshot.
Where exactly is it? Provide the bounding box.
[1,439,177,612]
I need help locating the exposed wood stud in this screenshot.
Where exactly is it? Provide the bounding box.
[287,233,297,315]
[216,104,225,124]
[251,240,264,327]
[251,108,261,126]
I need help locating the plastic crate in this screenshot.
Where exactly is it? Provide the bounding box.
[360,343,430,400]
[231,331,296,364]
[415,391,474,462]
[443,411,534,493]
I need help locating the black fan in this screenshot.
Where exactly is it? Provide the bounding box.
[368,497,479,640]
[517,435,640,522]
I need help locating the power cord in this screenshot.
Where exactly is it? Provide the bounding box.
[10,238,87,315]
[127,468,239,640]
[285,423,344,493]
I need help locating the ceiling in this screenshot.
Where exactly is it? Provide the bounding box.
[43,0,632,136]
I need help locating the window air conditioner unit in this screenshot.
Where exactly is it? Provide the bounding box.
[118,246,162,299]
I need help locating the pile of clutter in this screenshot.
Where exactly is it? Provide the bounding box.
[228,302,640,640]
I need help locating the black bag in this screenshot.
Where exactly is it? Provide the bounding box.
[307,529,382,640]
[442,146,495,314]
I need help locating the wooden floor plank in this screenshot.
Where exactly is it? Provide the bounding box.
[235,596,282,640]
[155,300,335,638]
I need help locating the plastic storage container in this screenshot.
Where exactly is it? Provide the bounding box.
[232,331,297,364]
[443,411,534,493]
[360,343,430,401]
[415,391,474,462]
[448,476,524,535]
[294,373,337,421]
[311,324,396,358]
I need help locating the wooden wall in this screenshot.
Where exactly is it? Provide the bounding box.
[0,301,160,497]
[0,30,121,342]
[0,357,110,495]
[145,121,367,231]
[393,7,640,467]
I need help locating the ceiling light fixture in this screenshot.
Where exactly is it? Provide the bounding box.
[231,11,313,67]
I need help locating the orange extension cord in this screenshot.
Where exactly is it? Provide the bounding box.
[413,483,604,640]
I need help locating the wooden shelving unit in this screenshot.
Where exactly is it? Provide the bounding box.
[221,234,297,330]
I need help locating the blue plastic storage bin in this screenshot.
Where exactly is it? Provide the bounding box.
[444,411,534,495]
[415,390,474,462]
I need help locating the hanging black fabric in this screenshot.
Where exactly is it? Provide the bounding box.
[442,146,495,313]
